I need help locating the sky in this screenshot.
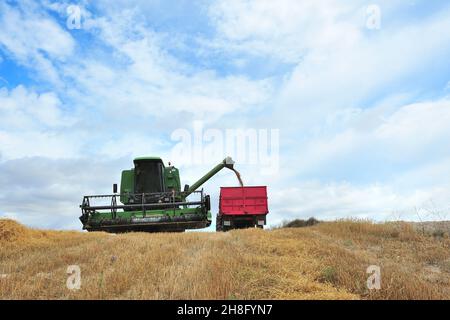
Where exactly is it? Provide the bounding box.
[0,0,450,230]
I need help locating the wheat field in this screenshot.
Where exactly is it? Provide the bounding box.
[0,219,449,299]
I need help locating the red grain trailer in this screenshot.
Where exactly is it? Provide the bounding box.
[216,186,269,231]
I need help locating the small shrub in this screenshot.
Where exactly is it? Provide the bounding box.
[343,239,353,247]
[432,230,445,239]
[319,266,337,284]
[281,217,320,228]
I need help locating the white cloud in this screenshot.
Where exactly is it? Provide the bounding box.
[277,13,450,130]
[59,11,273,123]
[0,2,75,84]
[0,3,74,59]
[292,98,450,175]
[0,157,128,230]
[98,134,168,159]
[0,86,79,159]
[0,86,67,128]
[393,156,450,190]
[208,0,362,63]
[375,100,450,154]
[206,0,450,135]
[268,181,450,226]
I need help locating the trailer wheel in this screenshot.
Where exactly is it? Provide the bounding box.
[216,214,223,232]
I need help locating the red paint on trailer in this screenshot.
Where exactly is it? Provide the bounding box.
[219,186,268,215]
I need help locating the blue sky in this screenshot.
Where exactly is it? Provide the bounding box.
[1,0,450,230]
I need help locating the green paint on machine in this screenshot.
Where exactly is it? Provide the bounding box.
[80,157,235,233]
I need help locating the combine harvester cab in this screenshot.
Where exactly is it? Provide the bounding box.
[216,186,269,231]
[80,157,235,233]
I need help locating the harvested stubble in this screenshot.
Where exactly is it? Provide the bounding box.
[0,218,449,299]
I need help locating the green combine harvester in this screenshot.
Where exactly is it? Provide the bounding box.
[80,157,236,233]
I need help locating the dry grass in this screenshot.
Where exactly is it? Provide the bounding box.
[0,218,449,300]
